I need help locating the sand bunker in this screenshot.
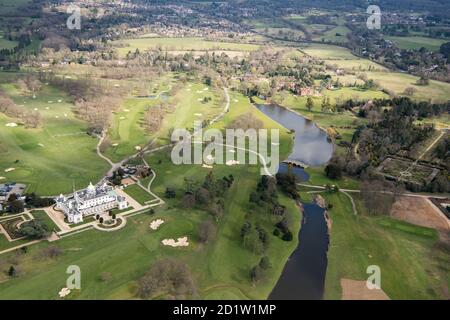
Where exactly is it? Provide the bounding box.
[4,168,15,173]
[5,123,17,127]
[226,160,240,166]
[162,237,189,247]
[58,287,71,298]
[341,279,390,300]
[150,219,164,230]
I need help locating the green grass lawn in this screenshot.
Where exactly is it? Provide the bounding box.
[0,78,110,195]
[30,210,60,232]
[0,0,31,14]
[105,79,225,162]
[0,37,17,50]
[113,37,260,57]
[364,71,450,102]
[323,192,449,300]
[386,36,448,52]
[123,184,154,205]
[314,26,351,43]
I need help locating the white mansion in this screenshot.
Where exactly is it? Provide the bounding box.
[56,182,128,224]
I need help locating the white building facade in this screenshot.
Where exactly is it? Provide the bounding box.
[56,182,128,224]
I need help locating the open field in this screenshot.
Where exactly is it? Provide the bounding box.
[30,210,61,233]
[0,0,30,14]
[321,192,449,300]
[123,184,154,206]
[313,26,351,43]
[0,77,110,196]
[113,37,260,57]
[0,37,17,50]
[364,71,450,102]
[298,43,450,102]
[105,79,225,162]
[386,36,448,52]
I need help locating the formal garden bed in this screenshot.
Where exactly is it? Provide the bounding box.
[0,217,26,240]
[94,217,126,231]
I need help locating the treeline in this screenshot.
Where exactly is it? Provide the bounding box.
[0,89,41,128]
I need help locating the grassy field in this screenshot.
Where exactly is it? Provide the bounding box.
[386,36,448,52]
[364,71,450,102]
[301,43,357,60]
[123,184,154,205]
[314,26,351,43]
[30,210,60,232]
[0,0,30,14]
[0,37,17,50]
[322,192,449,300]
[113,37,260,57]
[0,77,110,196]
[105,79,225,162]
[300,43,450,102]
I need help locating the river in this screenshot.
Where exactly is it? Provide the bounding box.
[255,103,333,300]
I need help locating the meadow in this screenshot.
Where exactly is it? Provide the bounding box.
[386,36,448,52]
[321,192,449,299]
[300,43,450,102]
[105,79,226,162]
[0,77,110,196]
[113,37,260,57]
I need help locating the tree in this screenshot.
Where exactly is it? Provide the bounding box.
[195,187,211,206]
[306,97,314,112]
[8,266,16,277]
[259,256,272,270]
[360,179,396,216]
[198,219,216,244]
[325,162,342,179]
[403,87,417,97]
[137,258,196,299]
[250,265,264,284]
[9,200,24,213]
[20,219,50,239]
[165,187,176,198]
[440,42,450,59]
